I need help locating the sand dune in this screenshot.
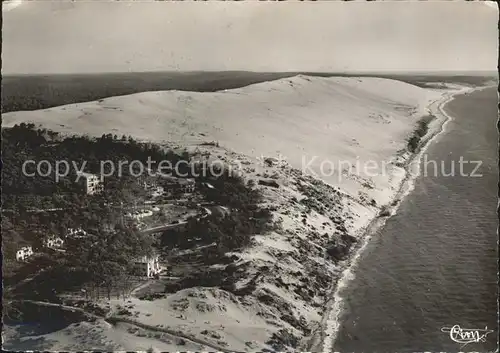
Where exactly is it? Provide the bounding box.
[2,75,443,204]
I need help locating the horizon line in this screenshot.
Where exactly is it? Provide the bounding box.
[3,70,498,78]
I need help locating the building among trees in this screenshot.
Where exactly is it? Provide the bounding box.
[43,235,65,250]
[161,176,195,194]
[76,171,103,195]
[132,254,161,278]
[16,246,33,262]
[67,228,88,238]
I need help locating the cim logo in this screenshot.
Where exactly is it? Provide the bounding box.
[441,324,494,348]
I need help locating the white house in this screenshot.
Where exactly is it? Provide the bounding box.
[16,246,34,262]
[132,254,161,278]
[76,171,103,195]
[67,228,88,238]
[43,235,65,250]
[162,176,195,194]
[125,209,154,221]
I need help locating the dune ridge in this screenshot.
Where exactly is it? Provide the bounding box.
[2,75,443,204]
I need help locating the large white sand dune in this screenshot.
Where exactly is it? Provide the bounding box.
[2,75,443,203]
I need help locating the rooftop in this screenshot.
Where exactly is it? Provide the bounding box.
[162,176,195,185]
[133,254,159,264]
[76,171,100,178]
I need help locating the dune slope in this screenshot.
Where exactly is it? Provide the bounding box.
[2,75,442,203]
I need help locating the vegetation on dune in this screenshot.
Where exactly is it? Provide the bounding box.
[3,212,155,319]
[64,223,154,300]
[325,232,358,262]
[162,171,279,293]
[1,124,188,307]
[1,123,197,211]
[3,124,279,307]
[267,329,301,350]
[163,171,277,254]
[378,205,392,218]
[407,114,435,153]
[199,171,263,210]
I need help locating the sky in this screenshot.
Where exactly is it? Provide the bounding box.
[2,1,498,74]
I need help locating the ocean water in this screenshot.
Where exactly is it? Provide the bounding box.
[333,87,498,352]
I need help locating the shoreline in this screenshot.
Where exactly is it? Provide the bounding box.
[306,84,488,352]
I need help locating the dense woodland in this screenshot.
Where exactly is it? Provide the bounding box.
[2,123,193,209]
[2,124,277,315]
[2,124,178,310]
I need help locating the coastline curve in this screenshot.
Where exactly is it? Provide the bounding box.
[305,83,491,353]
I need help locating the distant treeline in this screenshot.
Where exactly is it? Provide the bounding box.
[2,71,494,113]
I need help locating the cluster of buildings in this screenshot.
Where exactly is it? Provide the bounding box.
[16,168,195,280]
[125,209,154,221]
[136,166,195,194]
[162,176,196,194]
[15,232,70,262]
[140,174,196,197]
[15,228,163,279]
[149,186,165,198]
[73,169,197,197]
